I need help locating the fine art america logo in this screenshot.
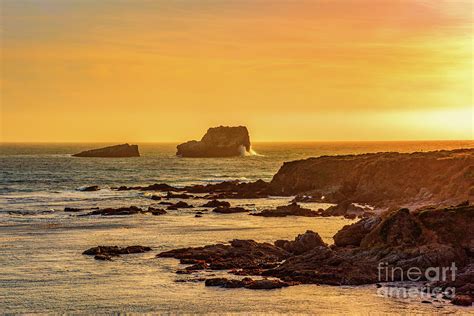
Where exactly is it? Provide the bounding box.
[376,262,458,300]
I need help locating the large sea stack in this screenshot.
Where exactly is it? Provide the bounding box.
[177,126,251,157]
[72,144,140,158]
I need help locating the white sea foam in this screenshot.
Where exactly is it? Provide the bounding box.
[239,145,263,156]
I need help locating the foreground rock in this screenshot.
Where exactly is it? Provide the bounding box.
[205,277,293,289]
[265,204,472,286]
[252,202,320,217]
[158,239,289,271]
[83,245,152,261]
[176,126,251,157]
[81,206,166,216]
[158,203,473,300]
[269,148,474,209]
[72,144,140,158]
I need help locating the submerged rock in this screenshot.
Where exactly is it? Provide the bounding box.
[115,183,179,191]
[176,126,251,157]
[81,206,166,216]
[212,206,249,214]
[252,202,320,217]
[72,144,139,158]
[167,201,193,210]
[83,245,152,259]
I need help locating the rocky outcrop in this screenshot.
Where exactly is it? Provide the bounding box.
[115,183,179,191]
[333,217,381,247]
[269,149,474,209]
[176,126,251,157]
[72,144,139,158]
[83,245,152,260]
[213,206,249,214]
[81,206,166,216]
[201,200,231,208]
[274,230,327,255]
[167,201,193,210]
[252,202,320,217]
[157,239,289,271]
[158,203,473,298]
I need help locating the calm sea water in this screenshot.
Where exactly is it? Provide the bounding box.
[1,141,473,314]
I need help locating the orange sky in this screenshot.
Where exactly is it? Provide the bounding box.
[1,0,472,142]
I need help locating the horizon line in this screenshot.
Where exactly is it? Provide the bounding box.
[1,139,473,145]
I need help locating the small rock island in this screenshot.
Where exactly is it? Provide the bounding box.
[177,126,251,157]
[72,143,140,158]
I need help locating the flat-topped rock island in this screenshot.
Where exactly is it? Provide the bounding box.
[72,143,140,157]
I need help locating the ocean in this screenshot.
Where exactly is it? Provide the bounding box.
[1,141,473,314]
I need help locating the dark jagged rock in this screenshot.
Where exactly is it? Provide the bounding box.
[83,245,152,258]
[275,230,327,255]
[158,204,473,289]
[167,201,193,210]
[83,206,143,216]
[157,239,289,271]
[150,195,162,200]
[265,205,471,285]
[80,206,166,216]
[115,183,180,192]
[64,207,99,213]
[252,202,320,217]
[205,277,292,289]
[72,144,140,158]
[269,149,474,209]
[201,200,231,208]
[213,206,249,214]
[176,126,251,158]
[187,179,270,199]
[333,217,382,247]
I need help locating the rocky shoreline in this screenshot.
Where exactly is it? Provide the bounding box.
[154,203,473,306]
[74,148,473,307]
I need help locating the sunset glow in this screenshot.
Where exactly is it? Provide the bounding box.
[1,0,472,142]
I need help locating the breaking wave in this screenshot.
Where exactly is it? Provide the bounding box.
[239,145,263,157]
